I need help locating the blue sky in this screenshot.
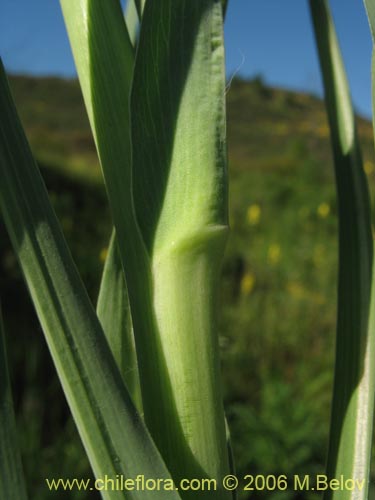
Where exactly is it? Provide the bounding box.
[0,0,373,117]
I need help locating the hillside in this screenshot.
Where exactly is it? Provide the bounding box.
[3,74,375,499]
[8,73,375,180]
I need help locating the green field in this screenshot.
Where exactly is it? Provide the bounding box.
[1,73,375,499]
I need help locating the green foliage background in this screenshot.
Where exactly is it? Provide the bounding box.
[1,74,375,499]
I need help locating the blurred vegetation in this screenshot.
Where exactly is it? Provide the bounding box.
[1,74,375,499]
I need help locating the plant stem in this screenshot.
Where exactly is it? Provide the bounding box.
[309,2,375,498]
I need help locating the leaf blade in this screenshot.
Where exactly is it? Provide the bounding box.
[309,2,375,498]
[59,0,162,444]
[97,232,142,410]
[0,61,181,500]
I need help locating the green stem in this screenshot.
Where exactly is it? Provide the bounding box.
[309,2,375,498]
[149,228,229,493]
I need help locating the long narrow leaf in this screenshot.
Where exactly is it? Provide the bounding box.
[93,0,140,410]
[97,232,141,410]
[60,0,161,462]
[59,2,175,474]
[0,61,181,500]
[0,305,28,500]
[58,0,157,400]
[309,2,375,498]
[59,3,164,457]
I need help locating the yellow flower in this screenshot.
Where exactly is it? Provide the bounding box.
[268,244,281,264]
[317,202,330,218]
[240,272,256,295]
[364,161,374,175]
[246,204,261,225]
[99,247,108,262]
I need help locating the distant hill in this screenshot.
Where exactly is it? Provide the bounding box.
[7,73,374,187]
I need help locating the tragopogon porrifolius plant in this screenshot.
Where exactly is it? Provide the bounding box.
[0,1,375,499]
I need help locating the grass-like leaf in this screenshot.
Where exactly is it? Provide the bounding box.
[59,0,137,247]
[309,1,375,498]
[59,1,155,389]
[0,305,28,500]
[94,0,140,410]
[90,0,140,410]
[97,232,142,410]
[0,60,181,500]
[60,2,160,450]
